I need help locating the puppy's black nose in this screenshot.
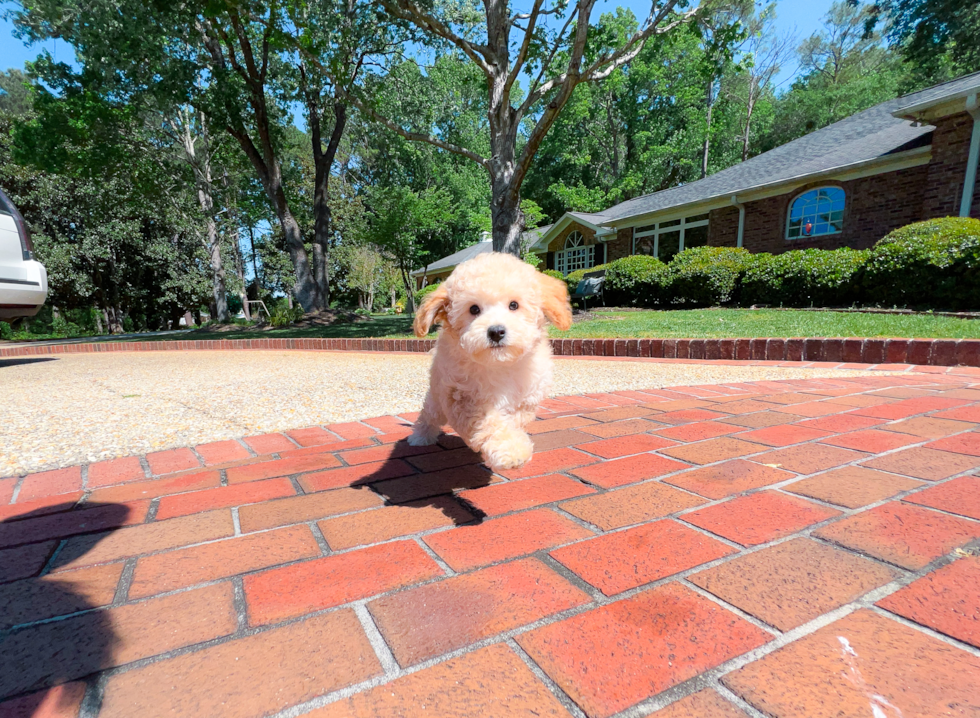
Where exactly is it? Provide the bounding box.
[487,325,506,343]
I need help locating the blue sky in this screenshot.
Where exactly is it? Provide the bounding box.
[2,0,833,85]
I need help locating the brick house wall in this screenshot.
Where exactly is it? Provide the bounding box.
[921,113,980,219]
[707,164,932,254]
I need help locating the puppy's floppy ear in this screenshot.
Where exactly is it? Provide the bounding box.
[537,271,573,331]
[413,283,450,337]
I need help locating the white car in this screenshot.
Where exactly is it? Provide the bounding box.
[0,187,47,320]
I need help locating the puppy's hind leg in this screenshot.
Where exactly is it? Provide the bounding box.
[408,392,444,447]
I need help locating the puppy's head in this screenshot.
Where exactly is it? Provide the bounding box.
[414,252,572,363]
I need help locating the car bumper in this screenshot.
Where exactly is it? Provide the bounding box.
[0,260,48,319]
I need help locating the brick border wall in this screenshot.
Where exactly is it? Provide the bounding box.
[2,336,979,367]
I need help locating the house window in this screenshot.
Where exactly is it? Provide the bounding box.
[556,231,595,275]
[632,214,710,262]
[787,187,845,239]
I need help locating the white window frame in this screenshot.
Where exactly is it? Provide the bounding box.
[556,231,595,275]
[786,186,845,240]
[631,214,710,258]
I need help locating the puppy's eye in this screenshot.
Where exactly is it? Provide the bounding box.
[469,305,480,316]
[509,301,519,311]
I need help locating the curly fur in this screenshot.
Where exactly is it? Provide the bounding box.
[409,252,573,471]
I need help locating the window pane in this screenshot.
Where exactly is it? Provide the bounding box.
[658,230,680,262]
[659,219,681,228]
[685,213,709,223]
[636,237,655,256]
[788,187,845,239]
[635,224,656,235]
[683,224,708,249]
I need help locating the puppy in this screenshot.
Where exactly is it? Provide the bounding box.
[408,252,573,471]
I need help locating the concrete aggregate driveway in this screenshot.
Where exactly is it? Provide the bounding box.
[2,350,885,476]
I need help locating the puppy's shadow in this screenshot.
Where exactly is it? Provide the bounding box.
[0,502,127,715]
[350,434,491,527]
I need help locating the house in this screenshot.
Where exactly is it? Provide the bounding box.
[411,226,551,288]
[419,71,979,280]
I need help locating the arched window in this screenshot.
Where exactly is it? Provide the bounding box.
[556,231,595,275]
[787,187,845,239]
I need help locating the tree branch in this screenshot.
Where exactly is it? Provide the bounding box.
[505,0,546,95]
[374,0,494,76]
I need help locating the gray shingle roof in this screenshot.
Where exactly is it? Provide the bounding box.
[895,71,980,115]
[411,240,492,276]
[598,99,932,222]
[591,71,980,224]
[411,225,553,276]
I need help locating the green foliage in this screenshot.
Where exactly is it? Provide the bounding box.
[541,269,565,282]
[742,248,868,307]
[862,217,980,310]
[0,321,12,340]
[760,2,904,152]
[667,247,756,307]
[523,251,543,269]
[269,304,303,327]
[415,281,442,303]
[603,255,670,307]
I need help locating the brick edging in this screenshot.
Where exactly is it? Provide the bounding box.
[1,336,978,367]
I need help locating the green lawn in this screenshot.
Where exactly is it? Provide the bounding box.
[22,308,980,344]
[551,309,980,339]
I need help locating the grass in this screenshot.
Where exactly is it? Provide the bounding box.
[550,308,980,339]
[8,308,980,344]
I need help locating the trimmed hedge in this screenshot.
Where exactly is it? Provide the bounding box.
[541,269,565,282]
[667,247,756,307]
[862,217,980,310]
[742,248,868,308]
[603,255,669,306]
[415,281,442,303]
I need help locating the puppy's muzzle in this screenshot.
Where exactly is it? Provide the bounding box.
[487,325,507,345]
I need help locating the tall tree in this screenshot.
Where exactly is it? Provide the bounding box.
[761,1,902,150]
[308,0,707,254]
[867,0,980,89]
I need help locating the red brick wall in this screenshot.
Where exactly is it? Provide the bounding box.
[707,165,931,254]
[607,228,633,261]
[922,113,980,219]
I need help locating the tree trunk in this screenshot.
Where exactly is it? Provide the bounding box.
[701,80,715,180]
[176,109,230,322]
[309,101,347,309]
[741,95,755,162]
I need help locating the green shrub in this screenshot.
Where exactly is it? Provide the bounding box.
[861,217,980,310]
[667,247,755,307]
[541,269,565,282]
[603,255,669,307]
[415,281,442,304]
[269,305,302,327]
[564,263,610,295]
[0,321,11,340]
[742,248,868,307]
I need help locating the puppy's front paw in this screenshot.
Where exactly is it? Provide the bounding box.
[483,430,534,471]
[407,430,438,447]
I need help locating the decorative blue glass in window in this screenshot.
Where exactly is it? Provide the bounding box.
[787,187,845,239]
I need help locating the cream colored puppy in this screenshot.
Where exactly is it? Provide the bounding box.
[409,252,573,470]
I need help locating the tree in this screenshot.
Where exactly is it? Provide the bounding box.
[761,1,903,150]
[367,185,459,309]
[723,3,792,161]
[867,0,980,89]
[0,69,33,116]
[309,0,707,255]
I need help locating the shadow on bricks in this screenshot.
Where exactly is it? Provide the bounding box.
[347,437,492,527]
[0,503,127,714]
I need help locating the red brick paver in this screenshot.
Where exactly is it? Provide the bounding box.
[5,373,980,717]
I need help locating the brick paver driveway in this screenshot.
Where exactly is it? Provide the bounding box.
[2,372,980,717]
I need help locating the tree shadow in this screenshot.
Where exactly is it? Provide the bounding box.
[0,502,128,715]
[348,434,491,526]
[0,357,59,368]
